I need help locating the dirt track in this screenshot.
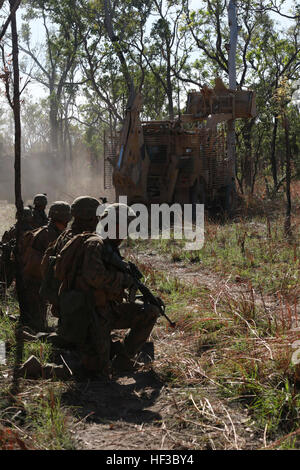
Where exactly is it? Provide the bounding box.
[1,204,298,450]
[66,371,261,450]
[65,249,274,450]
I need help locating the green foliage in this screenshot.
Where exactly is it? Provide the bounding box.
[14,0,300,180]
[25,387,75,449]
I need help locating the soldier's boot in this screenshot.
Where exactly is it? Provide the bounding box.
[111,342,143,373]
[112,354,141,373]
[80,353,111,379]
[109,339,123,359]
[21,317,47,334]
[20,301,48,333]
[40,332,76,350]
[136,341,155,363]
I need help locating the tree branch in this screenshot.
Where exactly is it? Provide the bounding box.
[0,0,21,43]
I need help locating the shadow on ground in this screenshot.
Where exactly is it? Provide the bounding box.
[61,369,164,426]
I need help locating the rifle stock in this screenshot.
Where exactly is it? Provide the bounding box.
[107,250,176,327]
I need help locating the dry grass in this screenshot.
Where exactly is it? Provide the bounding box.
[0,184,300,449]
[140,251,300,449]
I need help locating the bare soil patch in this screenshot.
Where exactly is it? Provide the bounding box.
[64,366,262,450]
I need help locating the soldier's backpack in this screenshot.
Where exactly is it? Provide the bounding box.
[39,232,95,308]
[39,240,61,308]
[21,226,45,280]
[52,233,98,344]
[54,232,95,289]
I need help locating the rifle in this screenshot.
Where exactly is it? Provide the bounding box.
[0,239,16,290]
[0,239,15,263]
[105,248,176,328]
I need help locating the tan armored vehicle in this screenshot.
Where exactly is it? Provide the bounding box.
[108,79,256,213]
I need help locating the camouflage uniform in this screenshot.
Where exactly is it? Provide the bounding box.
[72,236,159,374]
[21,201,71,332]
[1,206,33,244]
[31,194,48,230]
[54,196,101,250]
[0,207,33,292]
[53,198,159,375]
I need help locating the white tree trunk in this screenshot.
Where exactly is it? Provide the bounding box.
[227,0,238,177]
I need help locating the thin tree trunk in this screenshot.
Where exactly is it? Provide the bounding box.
[49,85,59,162]
[251,130,264,195]
[10,2,22,216]
[283,114,292,238]
[65,119,73,173]
[227,0,238,177]
[10,0,24,293]
[243,119,254,191]
[166,61,174,120]
[9,0,25,389]
[0,0,21,43]
[270,115,278,188]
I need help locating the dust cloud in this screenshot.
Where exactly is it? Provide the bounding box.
[0,149,115,207]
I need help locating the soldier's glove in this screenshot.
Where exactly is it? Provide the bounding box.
[122,272,135,289]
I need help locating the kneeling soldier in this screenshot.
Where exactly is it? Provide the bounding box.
[21,201,71,332]
[0,207,34,292]
[53,200,160,376]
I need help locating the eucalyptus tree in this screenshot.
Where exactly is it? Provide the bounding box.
[19,0,87,165]
[86,0,193,121]
[0,0,29,339]
[124,0,194,120]
[181,0,300,193]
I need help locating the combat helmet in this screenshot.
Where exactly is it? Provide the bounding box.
[71,196,100,220]
[48,201,71,223]
[97,202,136,241]
[15,206,32,220]
[33,193,48,208]
[22,206,33,221]
[99,202,136,221]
